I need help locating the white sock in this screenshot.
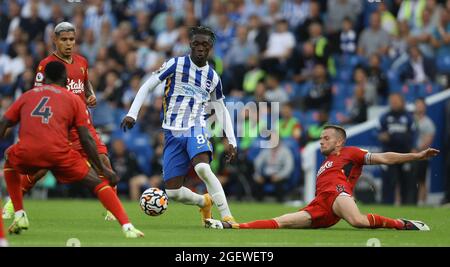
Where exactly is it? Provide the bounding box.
[15,210,25,218]
[0,238,8,247]
[166,187,205,207]
[194,163,232,219]
[122,223,133,230]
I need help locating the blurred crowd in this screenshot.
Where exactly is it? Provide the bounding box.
[1,0,450,205]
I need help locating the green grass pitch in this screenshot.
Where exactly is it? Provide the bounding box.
[4,199,450,247]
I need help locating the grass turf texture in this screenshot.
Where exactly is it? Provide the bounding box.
[4,199,450,247]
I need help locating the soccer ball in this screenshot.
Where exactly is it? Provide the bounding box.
[139,188,168,216]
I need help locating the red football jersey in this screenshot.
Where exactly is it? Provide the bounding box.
[34,53,102,152]
[315,146,369,195]
[4,85,89,165]
[35,53,89,103]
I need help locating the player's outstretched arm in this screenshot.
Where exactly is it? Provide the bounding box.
[211,99,237,162]
[368,148,440,165]
[121,75,161,132]
[85,81,97,108]
[0,117,15,138]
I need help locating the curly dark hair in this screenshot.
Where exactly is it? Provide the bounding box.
[189,26,216,44]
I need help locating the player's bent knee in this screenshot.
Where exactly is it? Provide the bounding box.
[165,188,182,201]
[165,176,184,189]
[194,163,211,179]
[275,212,311,229]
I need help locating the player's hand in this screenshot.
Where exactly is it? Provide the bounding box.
[417,148,440,160]
[224,144,237,163]
[101,168,120,186]
[121,116,136,132]
[86,95,97,108]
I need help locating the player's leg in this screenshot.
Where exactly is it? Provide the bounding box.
[20,169,49,193]
[188,127,234,222]
[192,152,234,222]
[99,153,118,221]
[165,176,207,205]
[332,194,406,229]
[3,160,29,234]
[205,211,312,229]
[79,168,144,237]
[3,170,47,219]
[162,129,212,223]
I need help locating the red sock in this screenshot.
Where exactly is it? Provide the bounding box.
[239,219,279,229]
[0,202,5,239]
[100,178,117,195]
[21,174,35,193]
[4,162,24,211]
[94,181,130,226]
[367,214,404,229]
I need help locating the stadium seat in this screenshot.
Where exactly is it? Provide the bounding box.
[91,100,115,128]
[126,133,154,176]
[387,70,403,94]
[329,109,348,125]
[334,67,354,83]
[331,82,351,111]
[436,54,450,74]
[417,83,441,98]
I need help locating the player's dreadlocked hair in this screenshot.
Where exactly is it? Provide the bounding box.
[189,26,216,44]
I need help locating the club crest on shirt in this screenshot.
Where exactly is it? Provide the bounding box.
[336,184,345,193]
[154,62,167,74]
[205,79,212,90]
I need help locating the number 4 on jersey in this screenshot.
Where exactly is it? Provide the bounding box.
[31,97,53,124]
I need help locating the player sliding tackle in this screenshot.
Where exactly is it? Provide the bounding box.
[206,125,439,231]
[0,62,143,238]
[121,26,237,224]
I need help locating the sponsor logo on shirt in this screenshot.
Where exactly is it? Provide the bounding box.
[67,79,84,94]
[182,84,209,101]
[317,160,333,177]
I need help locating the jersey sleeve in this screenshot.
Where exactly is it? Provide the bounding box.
[210,77,224,101]
[34,61,47,87]
[154,58,177,81]
[72,95,89,128]
[349,146,369,166]
[3,93,26,124]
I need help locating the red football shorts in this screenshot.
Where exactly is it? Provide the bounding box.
[6,144,90,184]
[301,191,342,228]
[71,123,108,156]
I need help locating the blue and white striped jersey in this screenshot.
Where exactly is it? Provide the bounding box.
[155,55,224,131]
